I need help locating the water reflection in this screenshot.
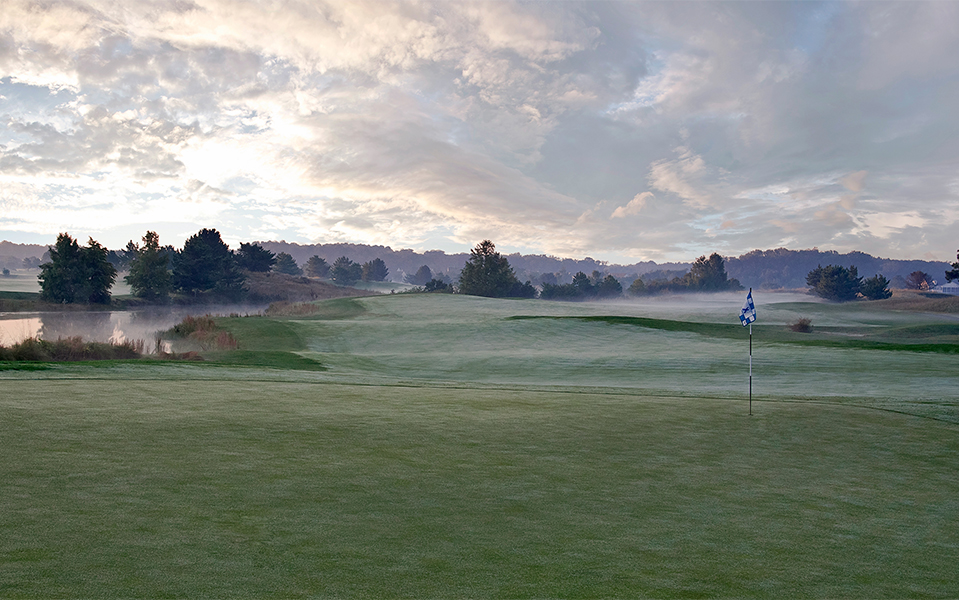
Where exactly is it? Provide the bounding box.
[0,305,265,353]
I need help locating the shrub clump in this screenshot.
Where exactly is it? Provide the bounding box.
[166,314,238,350]
[789,317,813,333]
[170,314,218,337]
[0,337,142,362]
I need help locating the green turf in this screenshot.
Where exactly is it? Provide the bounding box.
[2,292,959,597]
[509,315,959,353]
[0,271,133,296]
[2,380,958,598]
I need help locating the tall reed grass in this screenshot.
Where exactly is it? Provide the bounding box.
[0,336,142,361]
[166,314,238,350]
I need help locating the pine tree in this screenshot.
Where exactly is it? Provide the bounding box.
[236,243,276,272]
[38,233,117,304]
[273,253,302,276]
[457,240,521,298]
[172,228,245,300]
[330,257,361,286]
[305,256,329,278]
[125,231,172,302]
[362,258,389,282]
[860,273,892,300]
[806,265,861,302]
[946,250,959,282]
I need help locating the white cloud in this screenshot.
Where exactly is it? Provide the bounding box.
[2,1,959,261]
[611,192,653,218]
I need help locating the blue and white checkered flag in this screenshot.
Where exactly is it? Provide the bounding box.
[740,290,756,326]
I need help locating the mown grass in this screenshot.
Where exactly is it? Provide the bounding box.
[201,349,325,370]
[1,380,957,598]
[3,293,959,597]
[510,314,959,353]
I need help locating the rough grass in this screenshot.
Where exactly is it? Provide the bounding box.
[243,270,375,303]
[868,289,959,313]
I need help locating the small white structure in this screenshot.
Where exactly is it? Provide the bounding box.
[934,280,959,295]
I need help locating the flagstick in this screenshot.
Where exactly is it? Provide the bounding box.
[749,321,752,416]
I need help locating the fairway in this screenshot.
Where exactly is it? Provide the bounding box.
[2,293,959,597]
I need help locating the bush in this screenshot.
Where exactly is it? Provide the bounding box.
[11,338,51,361]
[170,314,218,337]
[424,279,452,293]
[789,318,813,333]
[167,314,238,350]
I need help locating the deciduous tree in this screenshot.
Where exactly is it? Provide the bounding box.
[905,270,932,290]
[627,278,646,296]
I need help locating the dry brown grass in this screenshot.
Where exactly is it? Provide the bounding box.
[264,301,321,316]
[870,289,959,313]
[0,336,142,361]
[788,317,813,332]
[243,271,375,303]
[167,315,239,350]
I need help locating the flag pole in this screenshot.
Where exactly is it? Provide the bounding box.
[740,287,756,416]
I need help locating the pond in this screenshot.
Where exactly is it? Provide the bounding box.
[0,306,265,353]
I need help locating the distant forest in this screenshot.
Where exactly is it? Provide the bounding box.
[1,239,952,291]
[254,242,952,290]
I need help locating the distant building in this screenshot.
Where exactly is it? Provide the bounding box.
[934,280,959,295]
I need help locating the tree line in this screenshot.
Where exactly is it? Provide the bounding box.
[38,229,391,304]
[802,255,959,302]
[36,228,959,305]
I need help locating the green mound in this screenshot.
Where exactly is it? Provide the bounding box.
[204,350,325,370]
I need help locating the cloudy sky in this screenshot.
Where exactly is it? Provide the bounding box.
[2,1,958,262]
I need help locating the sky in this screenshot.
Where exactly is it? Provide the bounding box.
[2,1,959,263]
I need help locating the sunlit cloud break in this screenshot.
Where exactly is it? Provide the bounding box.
[1,0,958,262]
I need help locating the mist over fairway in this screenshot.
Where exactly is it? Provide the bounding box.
[205,293,958,421]
[2,292,958,597]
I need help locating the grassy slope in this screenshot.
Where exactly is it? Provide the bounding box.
[2,293,959,597]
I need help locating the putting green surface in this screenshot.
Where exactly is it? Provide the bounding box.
[2,293,959,597]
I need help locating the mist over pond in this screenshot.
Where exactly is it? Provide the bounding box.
[0,305,266,350]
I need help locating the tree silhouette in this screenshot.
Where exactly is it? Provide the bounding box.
[125,231,172,302]
[458,240,522,298]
